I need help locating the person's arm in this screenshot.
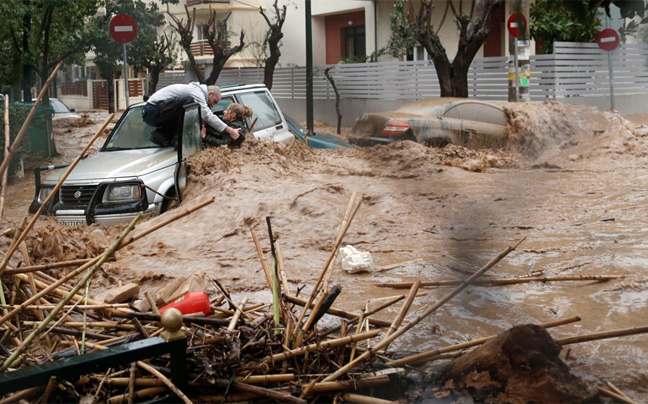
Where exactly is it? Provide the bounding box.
[199,102,241,140]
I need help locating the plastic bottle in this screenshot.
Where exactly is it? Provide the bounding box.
[159,291,211,315]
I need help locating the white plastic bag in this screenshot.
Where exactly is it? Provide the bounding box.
[339,245,374,274]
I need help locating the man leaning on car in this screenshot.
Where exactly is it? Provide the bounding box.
[142,82,240,145]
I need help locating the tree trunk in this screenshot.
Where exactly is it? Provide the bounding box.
[107,77,115,114]
[264,32,282,90]
[11,54,21,102]
[148,68,161,95]
[21,0,32,102]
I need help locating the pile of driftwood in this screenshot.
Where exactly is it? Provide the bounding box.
[0,191,645,403]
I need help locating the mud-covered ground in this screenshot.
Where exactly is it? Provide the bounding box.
[2,102,648,401]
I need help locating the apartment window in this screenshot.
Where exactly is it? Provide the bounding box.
[344,25,365,59]
[405,44,431,61]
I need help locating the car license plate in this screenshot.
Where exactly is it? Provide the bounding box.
[60,220,85,227]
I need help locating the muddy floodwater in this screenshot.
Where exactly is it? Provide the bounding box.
[3,102,648,401]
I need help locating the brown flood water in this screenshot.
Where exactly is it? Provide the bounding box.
[3,103,648,400]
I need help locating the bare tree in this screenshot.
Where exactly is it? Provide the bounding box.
[389,0,503,97]
[258,0,286,90]
[323,67,341,135]
[167,5,204,82]
[200,11,245,85]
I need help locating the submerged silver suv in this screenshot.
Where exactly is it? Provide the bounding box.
[30,84,293,226]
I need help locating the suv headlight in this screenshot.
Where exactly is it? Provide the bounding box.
[103,184,141,203]
[39,186,54,203]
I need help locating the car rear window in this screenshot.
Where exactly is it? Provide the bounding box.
[236,91,283,131]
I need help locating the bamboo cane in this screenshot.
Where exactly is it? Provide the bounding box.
[306,375,390,393]
[228,297,248,331]
[557,325,648,346]
[606,382,634,401]
[603,382,638,404]
[264,330,381,363]
[0,213,141,372]
[107,374,296,387]
[598,387,639,404]
[292,194,361,345]
[0,95,9,228]
[284,294,392,328]
[249,227,273,290]
[37,376,57,404]
[22,321,151,331]
[387,315,582,367]
[380,280,420,353]
[0,61,63,182]
[322,238,525,382]
[319,294,406,339]
[0,304,130,310]
[0,197,214,328]
[0,217,26,315]
[3,258,95,275]
[0,386,44,404]
[275,242,292,297]
[322,191,357,292]
[0,112,115,278]
[107,387,168,404]
[128,362,136,404]
[137,361,193,404]
[209,378,306,404]
[342,393,396,404]
[372,275,626,288]
[12,273,103,305]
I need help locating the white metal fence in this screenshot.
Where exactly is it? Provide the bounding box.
[529,41,648,101]
[152,40,648,103]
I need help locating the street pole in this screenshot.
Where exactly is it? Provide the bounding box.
[514,39,520,101]
[123,43,130,108]
[606,16,615,110]
[305,0,313,134]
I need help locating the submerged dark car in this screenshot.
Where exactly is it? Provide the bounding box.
[349,98,509,148]
[284,114,351,150]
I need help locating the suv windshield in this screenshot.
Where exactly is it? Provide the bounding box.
[104,106,159,150]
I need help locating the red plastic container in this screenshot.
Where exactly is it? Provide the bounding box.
[159,291,211,316]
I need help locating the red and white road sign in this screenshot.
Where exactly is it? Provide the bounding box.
[597,28,620,51]
[109,14,137,43]
[507,12,527,38]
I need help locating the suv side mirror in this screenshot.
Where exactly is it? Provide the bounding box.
[69,108,76,112]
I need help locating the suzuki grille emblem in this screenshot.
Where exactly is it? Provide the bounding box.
[74,191,82,199]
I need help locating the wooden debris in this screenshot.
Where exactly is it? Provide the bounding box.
[0,187,642,404]
[103,283,140,304]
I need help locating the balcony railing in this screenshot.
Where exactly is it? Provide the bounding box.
[190,40,214,57]
[186,0,229,6]
[190,39,231,57]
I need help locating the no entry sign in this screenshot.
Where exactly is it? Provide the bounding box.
[597,28,620,51]
[507,12,527,38]
[109,14,137,43]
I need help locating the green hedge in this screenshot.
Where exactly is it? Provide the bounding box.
[0,103,32,179]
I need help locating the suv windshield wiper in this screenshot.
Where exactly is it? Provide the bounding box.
[104,146,128,151]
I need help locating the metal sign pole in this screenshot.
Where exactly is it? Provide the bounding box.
[514,38,520,101]
[605,16,615,110]
[607,50,615,110]
[123,43,130,108]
